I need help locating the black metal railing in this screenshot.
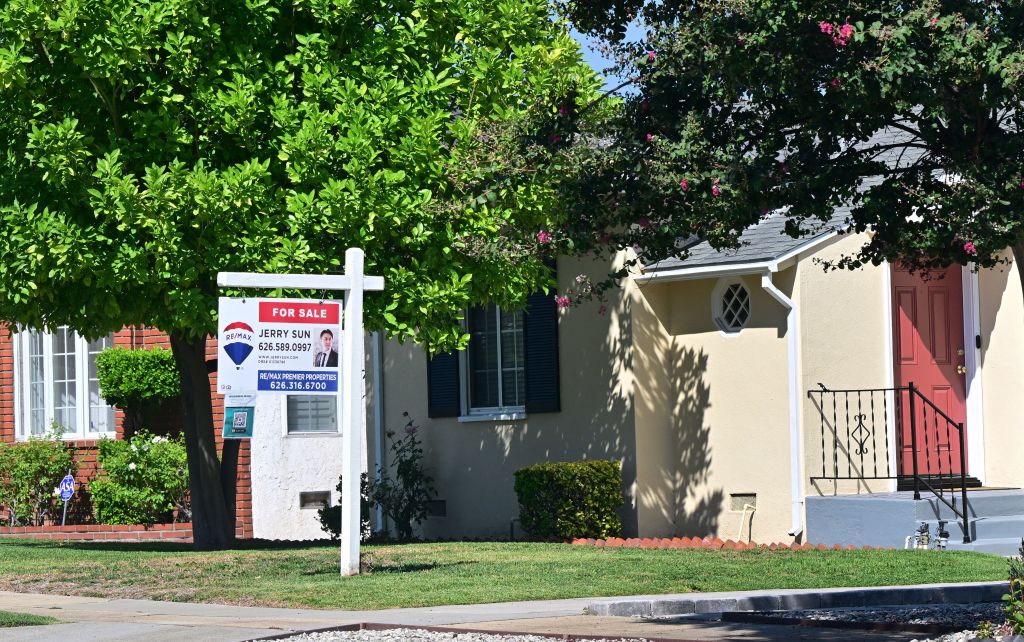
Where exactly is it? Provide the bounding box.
[808,383,971,543]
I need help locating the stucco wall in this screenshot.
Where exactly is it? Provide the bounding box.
[798,233,893,498]
[978,253,1024,488]
[379,256,639,540]
[250,338,377,541]
[633,270,794,543]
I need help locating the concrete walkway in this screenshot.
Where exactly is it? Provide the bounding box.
[0,584,994,642]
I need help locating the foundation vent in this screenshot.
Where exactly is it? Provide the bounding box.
[729,493,757,511]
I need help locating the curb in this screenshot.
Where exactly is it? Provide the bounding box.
[571,536,890,551]
[585,581,1009,617]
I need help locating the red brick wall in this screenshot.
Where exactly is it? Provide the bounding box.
[0,522,193,543]
[0,325,252,539]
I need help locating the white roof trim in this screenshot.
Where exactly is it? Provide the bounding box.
[633,225,847,284]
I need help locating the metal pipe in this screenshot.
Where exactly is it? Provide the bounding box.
[958,422,970,543]
[760,272,804,538]
[909,383,921,500]
[372,331,385,532]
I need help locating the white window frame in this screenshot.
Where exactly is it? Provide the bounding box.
[458,305,527,421]
[282,395,340,436]
[13,327,116,440]
[712,277,752,334]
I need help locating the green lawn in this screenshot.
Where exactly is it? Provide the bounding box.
[0,540,1008,610]
[0,610,60,627]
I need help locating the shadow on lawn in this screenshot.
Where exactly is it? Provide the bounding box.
[11,538,339,554]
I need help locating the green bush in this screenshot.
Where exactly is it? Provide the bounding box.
[95,347,180,434]
[90,431,189,525]
[513,459,623,540]
[0,423,75,526]
[317,473,372,542]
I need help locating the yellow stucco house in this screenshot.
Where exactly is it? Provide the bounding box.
[369,213,1024,553]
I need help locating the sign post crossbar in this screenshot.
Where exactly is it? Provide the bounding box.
[218,248,383,576]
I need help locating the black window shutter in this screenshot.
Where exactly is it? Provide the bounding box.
[524,288,560,413]
[427,352,460,418]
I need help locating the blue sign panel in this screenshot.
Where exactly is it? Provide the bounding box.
[58,474,75,502]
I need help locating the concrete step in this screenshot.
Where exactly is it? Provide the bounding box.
[915,489,1024,521]
[924,515,1024,541]
[947,537,1024,557]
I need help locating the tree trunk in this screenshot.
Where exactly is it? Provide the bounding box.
[170,331,234,550]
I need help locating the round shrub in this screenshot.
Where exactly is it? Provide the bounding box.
[513,459,623,540]
[90,431,189,525]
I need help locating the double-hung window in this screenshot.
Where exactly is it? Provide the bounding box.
[427,287,560,420]
[464,305,526,414]
[15,327,116,439]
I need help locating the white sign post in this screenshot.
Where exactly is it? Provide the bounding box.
[217,248,383,576]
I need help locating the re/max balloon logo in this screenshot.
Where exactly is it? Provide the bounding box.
[223,321,254,366]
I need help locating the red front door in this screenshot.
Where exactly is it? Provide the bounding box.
[892,264,968,475]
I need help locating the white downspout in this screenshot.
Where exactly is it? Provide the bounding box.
[760,271,805,538]
[372,332,385,530]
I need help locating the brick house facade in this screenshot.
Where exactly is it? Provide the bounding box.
[0,324,252,539]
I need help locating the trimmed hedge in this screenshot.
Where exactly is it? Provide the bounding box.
[513,459,623,540]
[95,347,180,408]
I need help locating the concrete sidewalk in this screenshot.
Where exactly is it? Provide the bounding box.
[0,584,984,642]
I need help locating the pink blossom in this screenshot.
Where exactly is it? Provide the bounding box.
[557,105,569,116]
[536,230,552,245]
[647,51,656,62]
[555,295,571,309]
[680,178,689,191]
[819,21,833,35]
[830,78,841,88]
[1019,180,1024,189]
[964,241,977,256]
[645,133,653,143]
[712,185,721,197]
[930,16,938,29]
[637,216,651,229]
[831,22,854,47]
[404,424,417,435]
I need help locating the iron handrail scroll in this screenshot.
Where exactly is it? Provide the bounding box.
[808,383,971,544]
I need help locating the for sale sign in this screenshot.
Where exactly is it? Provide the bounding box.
[217,298,341,395]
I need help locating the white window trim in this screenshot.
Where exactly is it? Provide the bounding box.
[458,305,527,421]
[281,394,341,436]
[14,328,115,441]
[711,277,752,335]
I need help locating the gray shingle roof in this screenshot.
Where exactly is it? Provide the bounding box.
[647,209,850,272]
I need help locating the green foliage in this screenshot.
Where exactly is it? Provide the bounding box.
[0,0,601,351]
[550,1,1024,296]
[0,424,75,526]
[1004,578,1024,635]
[90,432,189,525]
[1010,538,1024,584]
[95,347,180,409]
[513,459,623,540]
[317,473,372,542]
[319,415,435,541]
[371,416,435,541]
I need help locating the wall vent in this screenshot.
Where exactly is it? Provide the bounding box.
[299,491,330,510]
[729,493,757,511]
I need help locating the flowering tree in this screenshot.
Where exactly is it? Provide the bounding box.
[0,0,599,548]
[548,1,1024,302]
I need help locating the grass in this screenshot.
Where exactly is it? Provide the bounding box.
[0,539,1008,610]
[0,610,60,627]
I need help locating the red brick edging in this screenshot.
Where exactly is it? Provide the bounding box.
[0,523,193,542]
[572,536,889,551]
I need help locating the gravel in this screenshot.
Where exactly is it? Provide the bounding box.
[751,603,1004,630]
[272,629,649,642]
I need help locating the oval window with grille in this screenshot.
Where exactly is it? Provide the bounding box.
[717,282,750,332]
